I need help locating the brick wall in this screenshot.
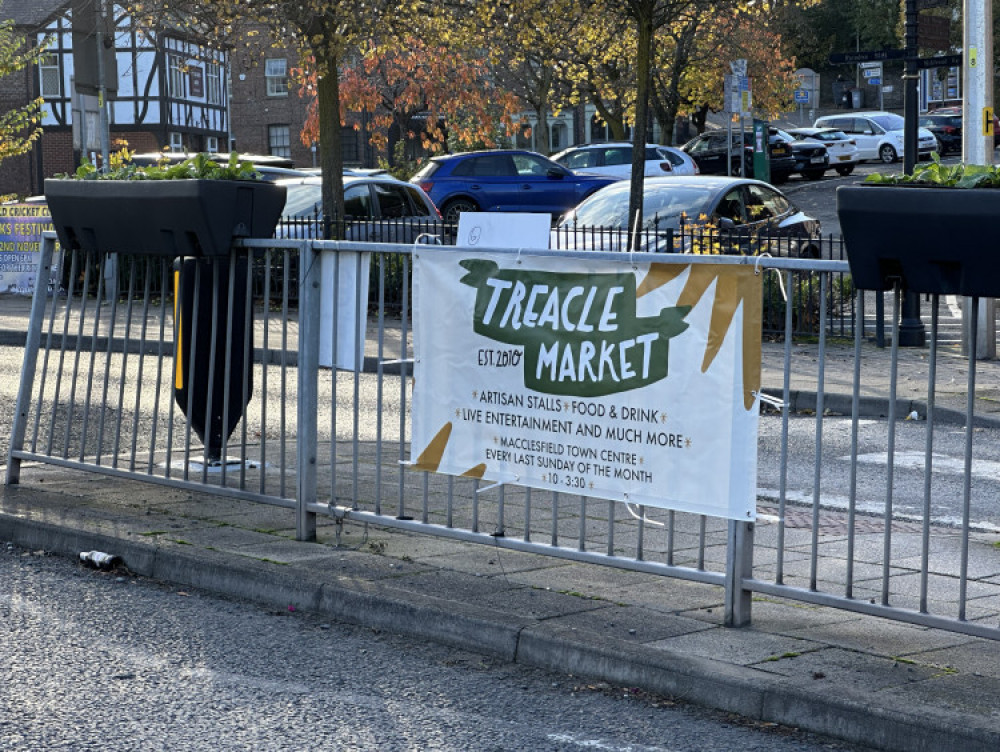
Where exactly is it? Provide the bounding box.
[0,57,39,198]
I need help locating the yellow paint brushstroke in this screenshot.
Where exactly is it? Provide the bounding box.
[702,271,740,373]
[676,264,719,310]
[174,270,183,390]
[461,464,487,479]
[636,263,689,298]
[412,422,452,472]
[739,271,762,410]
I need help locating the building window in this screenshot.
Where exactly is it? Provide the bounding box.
[168,132,183,152]
[340,126,359,163]
[268,124,291,157]
[265,58,287,97]
[39,54,61,97]
[168,54,186,98]
[206,135,219,153]
[550,122,566,150]
[206,61,223,105]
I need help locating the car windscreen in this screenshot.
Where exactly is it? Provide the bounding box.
[870,113,904,131]
[411,161,440,180]
[559,183,715,230]
[282,184,322,217]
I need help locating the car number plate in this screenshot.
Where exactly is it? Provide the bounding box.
[837,155,850,161]
[773,146,788,155]
[810,156,825,163]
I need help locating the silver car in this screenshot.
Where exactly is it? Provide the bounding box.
[812,111,937,163]
[276,175,443,243]
[551,142,699,179]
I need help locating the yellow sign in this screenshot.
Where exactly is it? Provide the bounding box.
[985,108,995,137]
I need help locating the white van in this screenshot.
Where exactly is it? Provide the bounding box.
[812,111,937,163]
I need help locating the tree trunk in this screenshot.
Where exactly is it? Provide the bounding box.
[318,63,345,240]
[691,104,710,134]
[535,101,550,155]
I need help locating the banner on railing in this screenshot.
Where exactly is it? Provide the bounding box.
[411,249,761,520]
[0,203,62,296]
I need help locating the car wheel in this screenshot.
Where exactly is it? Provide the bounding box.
[442,198,479,225]
[803,169,825,181]
[835,165,855,176]
[878,144,898,163]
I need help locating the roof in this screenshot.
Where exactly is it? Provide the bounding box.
[1,0,66,28]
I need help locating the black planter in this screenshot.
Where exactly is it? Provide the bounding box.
[44,178,286,257]
[837,184,1000,298]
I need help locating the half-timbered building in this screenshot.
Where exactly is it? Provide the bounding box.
[1,0,230,197]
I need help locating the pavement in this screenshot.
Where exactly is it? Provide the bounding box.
[3,289,1000,752]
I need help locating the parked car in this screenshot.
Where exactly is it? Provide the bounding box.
[679,129,797,183]
[812,111,937,163]
[550,142,699,179]
[786,127,860,176]
[931,105,1000,147]
[552,176,820,256]
[771,128,828,180]
[126,152,311,181]
[410,149,619,224]
[275,174,443,242]
[918,113,963,155]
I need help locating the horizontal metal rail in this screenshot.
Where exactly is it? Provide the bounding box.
[8,234,999,640]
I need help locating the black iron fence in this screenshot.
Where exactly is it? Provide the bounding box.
[271,215,852,341]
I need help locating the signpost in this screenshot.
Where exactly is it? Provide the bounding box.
[726,61,751,176]
[829,49,905,64]
[794,88,809,124]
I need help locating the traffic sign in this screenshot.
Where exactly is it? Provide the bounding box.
[793,88,809,104]
[917,54,962,69]
[866,77,881,86]
[984,108,995,137]
[829,49,905,64]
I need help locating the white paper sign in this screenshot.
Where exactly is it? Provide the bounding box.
[318,250,370,371]
[455,212,550,250]
[410,249,762,521]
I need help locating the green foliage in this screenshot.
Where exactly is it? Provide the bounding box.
[864,155,1000,188]
[67,151,263,181]
[377,140,424,181]
[0,12,49,164]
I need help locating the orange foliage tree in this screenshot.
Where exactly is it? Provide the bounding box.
[297,36,522,165]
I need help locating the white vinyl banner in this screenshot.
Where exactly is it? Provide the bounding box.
[410,249,762,521]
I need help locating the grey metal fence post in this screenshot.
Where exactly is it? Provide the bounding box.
[725,519,754,627]
[6,234,57,485]
[296,240,320,541]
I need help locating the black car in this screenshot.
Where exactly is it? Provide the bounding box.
[772,128,828,180]
[918,113,963,155]
[680,129,797,184]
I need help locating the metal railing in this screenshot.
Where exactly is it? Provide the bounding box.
[8,233,1000,640]
[275,214,854,338]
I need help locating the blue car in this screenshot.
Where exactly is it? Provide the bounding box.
[410,149,619,224]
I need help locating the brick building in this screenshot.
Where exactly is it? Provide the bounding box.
[226,37,372,170]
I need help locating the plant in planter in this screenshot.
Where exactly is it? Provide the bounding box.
[44,150,286,462]
[44,150,287,258]
[837,157,1000,298]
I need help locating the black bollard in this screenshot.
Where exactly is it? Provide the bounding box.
[173,257,252,461]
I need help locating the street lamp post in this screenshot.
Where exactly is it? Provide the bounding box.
[898,0,926,347]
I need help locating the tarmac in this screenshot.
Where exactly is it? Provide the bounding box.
[3,289,1000,752]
